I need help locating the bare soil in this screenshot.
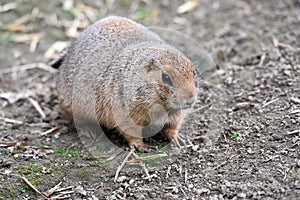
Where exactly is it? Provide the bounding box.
[0,0,299,199]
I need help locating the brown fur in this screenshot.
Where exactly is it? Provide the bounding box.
[56,16,197,151]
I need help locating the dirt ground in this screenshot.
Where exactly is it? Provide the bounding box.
[0,0,300,199]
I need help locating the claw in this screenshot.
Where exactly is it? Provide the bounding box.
[172,134,186,148]
[166,129,186,148]
[173,137,181,147]
[137,146,151,153]
[130,143,154,153]
[178,134,186,142]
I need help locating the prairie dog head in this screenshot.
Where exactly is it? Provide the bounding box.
[119,42,197,112]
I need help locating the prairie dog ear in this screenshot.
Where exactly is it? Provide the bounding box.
[144,58,158,72]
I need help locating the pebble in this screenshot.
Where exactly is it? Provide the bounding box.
[75,186,87,196]
[195,188,210,195]
[134,193,146,200]
[91,195,99,200]
[192,145,199,151]
[122,182,129,189]
[297,160,300,168]
[116,176,127,183]
[237,192,246,198]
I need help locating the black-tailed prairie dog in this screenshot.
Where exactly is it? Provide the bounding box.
[55,16,197,151]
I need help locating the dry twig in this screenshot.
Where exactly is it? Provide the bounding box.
[166,166,171,178]
[0,2,17,13]
[258,52,266,66]
[40,127,59,137]
[286,130,300,136]
[29,35,41,53]
[289,109,300,115]
[290,97,300,104]
[0,141,28,148]
[273,37,294,51]
[262,98,280,108]
[114,149,135,182]
[106,146,126,161]
[43,182,62,197]
[21,176,46,198]
[177,1,199,14]
[184,167,188,183]
[132,152,151,179]
[0,117,23,125]
[28,97,46,118]
[201,160,228,173]
[191,104,211,114]
[127,153,167,164]
[12,33,44,43]
[0,62,56,75]
[264,155,280,162]
[50,194,72,199]
[55,186,75,193]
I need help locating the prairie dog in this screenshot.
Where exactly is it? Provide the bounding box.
[56,16,197,151]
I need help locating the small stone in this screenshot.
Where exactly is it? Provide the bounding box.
[237,193,246,198]
[295,181,300,189]
[122,182,129,189]
[297,160,300,168]
[129,179,134,185]
[54,132,60,139]
[42,166,51,174]
[45,149,54,154]
[247,148,253,154]
[91,195,99,200]
[195,188,210,195]
[4,169,12,174]
[0,158,13,167]
[134,193,146,200]
[283,70,291,77]
[173,187,179,193]
[7,147,15,154]
[164,193,178,198]
[192,145,199,151]
[116,176,127,183]
[75,186,87,196]
[233,102,250,111]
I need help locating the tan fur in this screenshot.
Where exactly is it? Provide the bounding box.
[56,16,197,151]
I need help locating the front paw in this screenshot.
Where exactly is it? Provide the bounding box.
[166,130,186,148]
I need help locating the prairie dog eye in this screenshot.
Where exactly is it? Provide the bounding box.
[162,73,173,86]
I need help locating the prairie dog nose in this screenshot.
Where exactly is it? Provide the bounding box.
[186,92,196,106]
